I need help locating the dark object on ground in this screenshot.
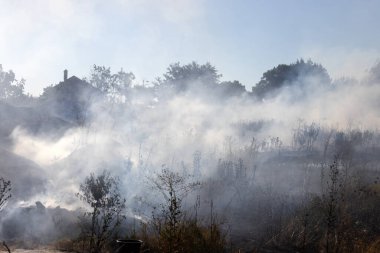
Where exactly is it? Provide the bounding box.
[2,241,11,253]
[115,240,142,253]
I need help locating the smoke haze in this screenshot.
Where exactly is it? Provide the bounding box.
[1,60,380,247]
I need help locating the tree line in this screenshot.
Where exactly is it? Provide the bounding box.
[1,59,348,105]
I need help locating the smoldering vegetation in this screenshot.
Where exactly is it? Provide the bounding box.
[1,60,380,252]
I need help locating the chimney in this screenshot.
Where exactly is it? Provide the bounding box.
[64,69,68,81]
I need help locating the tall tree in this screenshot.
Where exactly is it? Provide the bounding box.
[252,59,331,99]
[157,62,221,92]
[86,65,135,99]
[368,61,380,84]
[0,64,25,101]
[219,80,246,97]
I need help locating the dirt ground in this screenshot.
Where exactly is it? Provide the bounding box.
[2,250,68,253]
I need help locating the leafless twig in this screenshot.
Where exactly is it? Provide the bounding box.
[2,241,11,253]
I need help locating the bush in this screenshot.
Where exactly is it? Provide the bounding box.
[76,170,126,253]
[137,167,227,253]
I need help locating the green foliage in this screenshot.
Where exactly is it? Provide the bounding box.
[252,59,331,99]
[158,62,221,92]
[0,64,25,101]
[368,61,380,84]
[86,65,135,99]
[76,170,126,253]
[219,80,246,97]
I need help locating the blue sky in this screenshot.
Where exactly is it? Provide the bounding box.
[1,0,380,95]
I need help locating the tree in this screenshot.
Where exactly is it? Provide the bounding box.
[0,177,12,253]
[157,62,221,92]
[86,65,135,99]
[150,167,200,253]
[0,176,11,212]
[0,64,25,101]
[219,80,246,97]
[367,61,380,84]
[76,170,126,253]
[252,59,331,99]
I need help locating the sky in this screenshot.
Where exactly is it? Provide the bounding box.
[1,0,380,96]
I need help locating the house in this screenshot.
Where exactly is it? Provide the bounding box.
[39,70,103,125]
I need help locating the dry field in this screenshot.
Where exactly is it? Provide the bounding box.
[1,250,69,253]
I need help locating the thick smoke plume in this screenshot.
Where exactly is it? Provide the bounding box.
[1,60,380,245]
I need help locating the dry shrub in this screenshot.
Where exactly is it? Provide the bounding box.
[138,217,226,253]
